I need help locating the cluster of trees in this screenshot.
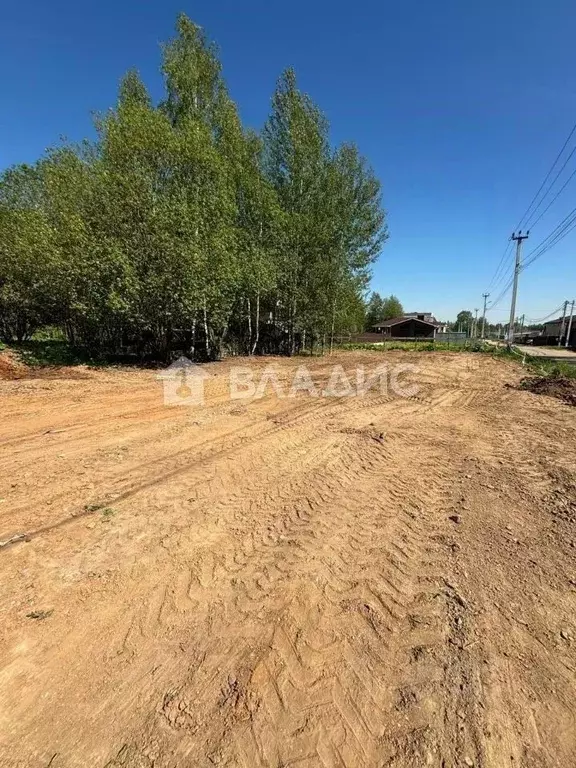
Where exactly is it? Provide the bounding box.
[452,310,542,338]
[453,310,475,334]
[364,292,404,329]
[0,15,387,360]
[453,310,490,337]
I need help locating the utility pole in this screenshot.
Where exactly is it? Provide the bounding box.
[508,231,529,345]
[565,300,575,348]
[558,299,569,346]
[519,314,525,334]
[481,293,490,338]
[473,308,479,338]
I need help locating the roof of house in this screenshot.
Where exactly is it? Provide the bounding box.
[372,315,437,329]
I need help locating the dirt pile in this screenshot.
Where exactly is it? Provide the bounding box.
[0,349,28,380]
[519,374,576,406]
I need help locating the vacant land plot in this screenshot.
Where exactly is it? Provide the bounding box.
[0,351,575,767]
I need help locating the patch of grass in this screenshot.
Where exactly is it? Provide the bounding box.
[7,339,164,369]
[338,340,487,353]
[101,507,117,519]
[530,360,576,379]
[31,326,67,342]
[487,344,576,379]
[84,502,104,513]
[11,340,93,367]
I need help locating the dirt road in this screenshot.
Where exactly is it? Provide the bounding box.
[0,351,575,767]
[514,345,576,362]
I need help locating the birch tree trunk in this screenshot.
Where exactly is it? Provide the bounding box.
[203,298,210,360]
[329,299,336,355]
[247,297,252,355]
[251,292,260,355]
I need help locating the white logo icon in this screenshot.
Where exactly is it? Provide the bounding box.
[157,356,209,406]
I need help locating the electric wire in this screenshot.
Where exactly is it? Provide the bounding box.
[514,120,576,232]
[524,145,576,229]
[527,165,576,230]
[522,205,576,269]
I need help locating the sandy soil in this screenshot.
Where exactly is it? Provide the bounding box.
[0,350,575,768]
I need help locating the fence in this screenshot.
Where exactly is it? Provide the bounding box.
[433,332,469,344]
[340,331,471,345]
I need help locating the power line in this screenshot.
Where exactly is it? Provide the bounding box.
[486,239,512,292]
[514,120,576,232]
[485,120,576,299]
[490,255,515,295]
[524,304,565,324]
[527,165,576,230]
[525,204,576,259]
[527,217,576,269]
[523,205,576,269]
[487,268,515,311]
[489,275,515,309]
[525,218,576,267]
[524,145,576,229]
[488,308,562,313]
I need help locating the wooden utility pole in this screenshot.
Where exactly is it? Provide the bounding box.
[481,293,490,338]
[508,231,529,345]
[558,300,569,346]
[565,300,575,348]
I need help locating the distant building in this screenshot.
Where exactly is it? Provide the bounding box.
[543,316,576,346]
[372,314,438,339]
[544,317,565,337]
[403,312,437,323]
[402,313,449,333]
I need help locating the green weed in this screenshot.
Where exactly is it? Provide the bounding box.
[84,502,104,513]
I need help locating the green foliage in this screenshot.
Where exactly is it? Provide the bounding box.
[84,503,105,513]
[364,292,403,329]
[340,340,487,353]
[0,14,388,360]
[12,340,93,367]
[365,292,384,329]
[381,295,403,320]
[454,310,473,332]
[489,344,576,379]
[543,362,576,378]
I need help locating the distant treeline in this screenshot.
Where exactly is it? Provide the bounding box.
[0,15,387,360]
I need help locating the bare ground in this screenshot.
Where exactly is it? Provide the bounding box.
[0,350,575,768]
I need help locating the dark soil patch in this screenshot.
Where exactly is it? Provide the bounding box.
[518,375,576,406]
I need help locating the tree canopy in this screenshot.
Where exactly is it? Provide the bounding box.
[0,14,388,359]
[454,310,474,333]
[364,292,404,329]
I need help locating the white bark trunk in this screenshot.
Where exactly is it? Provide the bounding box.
[251,293,260,355]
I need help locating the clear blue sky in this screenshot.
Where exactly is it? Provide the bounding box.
[2,0,575,323]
